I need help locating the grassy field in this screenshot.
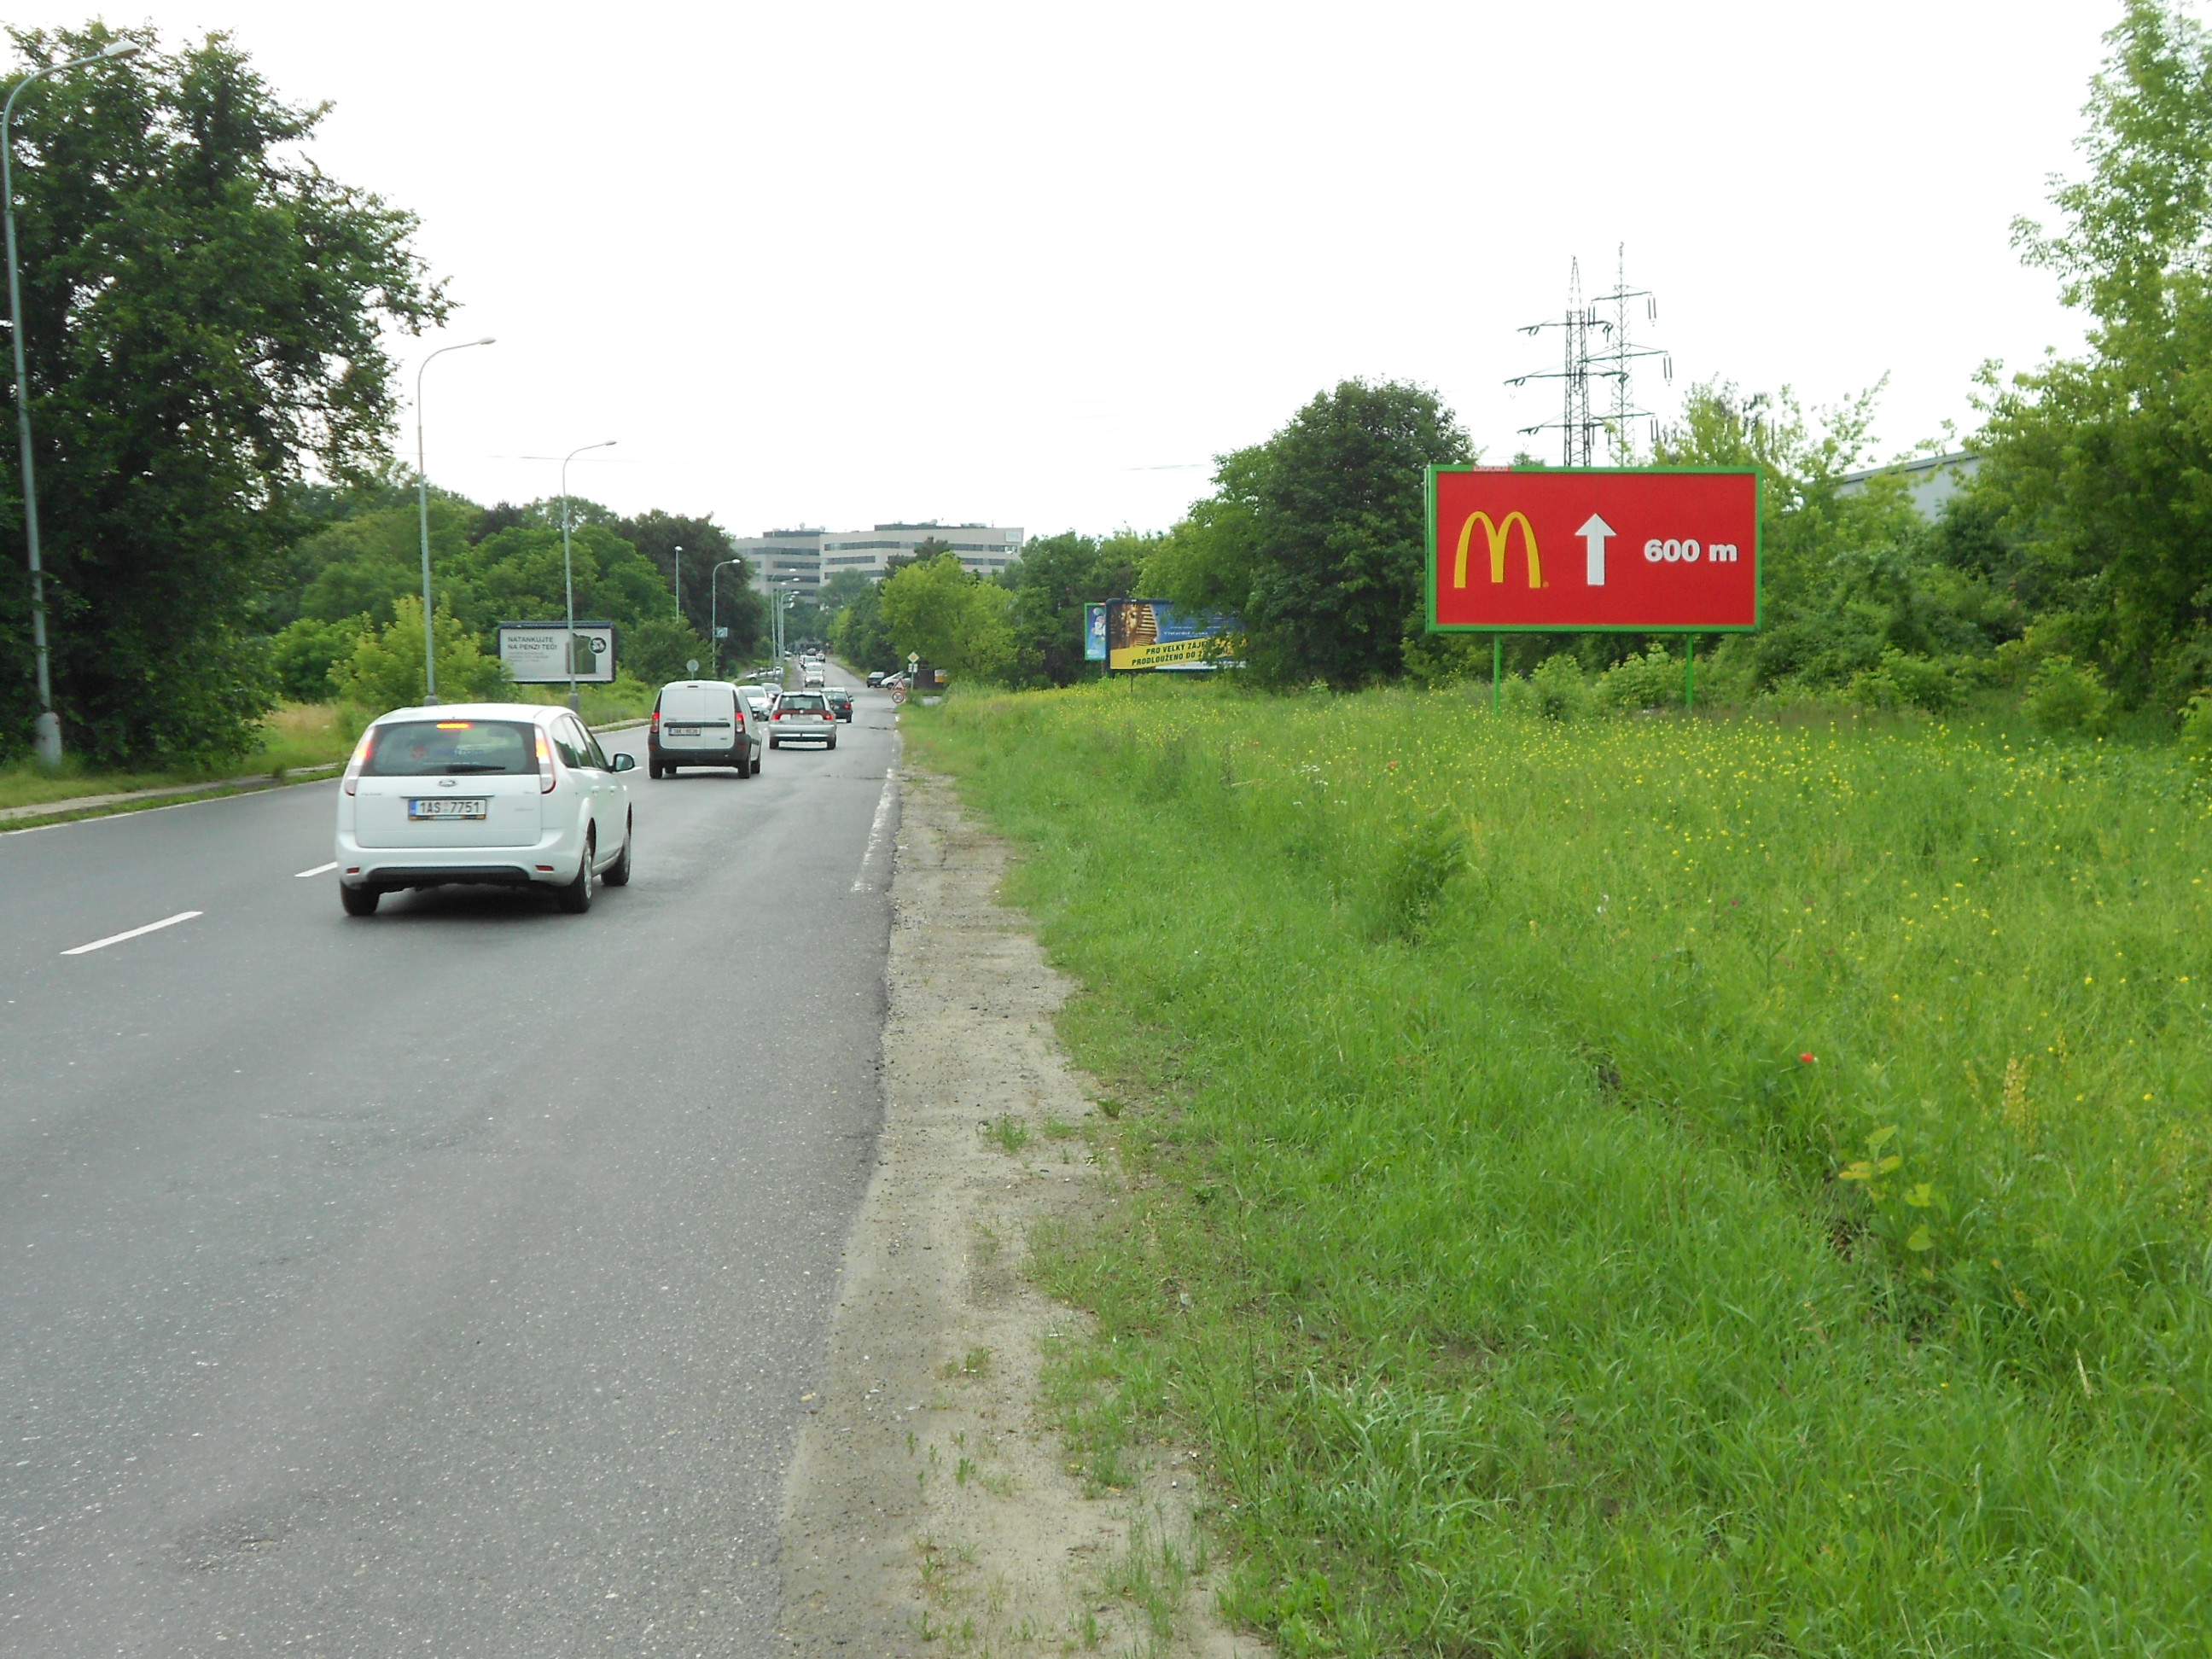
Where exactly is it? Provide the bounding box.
[906,681,2212,1656]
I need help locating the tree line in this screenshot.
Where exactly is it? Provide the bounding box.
[827,2,2212,741]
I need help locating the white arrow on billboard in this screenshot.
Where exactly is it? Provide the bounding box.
[1577,514,1615,586]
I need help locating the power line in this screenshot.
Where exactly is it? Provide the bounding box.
[1506,246,1671,466]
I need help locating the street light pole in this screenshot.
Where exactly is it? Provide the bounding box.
[559,439,616,709]
[709,557,742,678]
[413,335,494,706]
[672,544,683,625]
[4,38,139,764]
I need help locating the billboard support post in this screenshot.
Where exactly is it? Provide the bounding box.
[1492,634,1502,714]
[1685,637,1696,713]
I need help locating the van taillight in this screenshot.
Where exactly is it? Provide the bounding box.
[341,729,374,795]
[536,731,556,794]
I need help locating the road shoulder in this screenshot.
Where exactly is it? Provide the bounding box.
[777,768,1251,1655]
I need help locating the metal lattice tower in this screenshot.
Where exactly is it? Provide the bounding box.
[1508,247,1670,465]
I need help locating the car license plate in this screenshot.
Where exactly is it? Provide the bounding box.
[667,725,701,736]
[408,797,489,819]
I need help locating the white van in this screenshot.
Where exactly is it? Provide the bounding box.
[649,680,762,778]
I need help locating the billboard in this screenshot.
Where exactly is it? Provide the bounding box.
[1426,468,1759,632]
[1105,600,1243,672]
[1083,603,1107,662]
[497,622,620,684]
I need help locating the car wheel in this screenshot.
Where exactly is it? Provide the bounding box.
[602,814,632,886]
[752,749,763,775]
[340,882,379,917]
[557,830,596,913]
[770,738,779,749]
[649,759,664,779]
[828,732,838,749]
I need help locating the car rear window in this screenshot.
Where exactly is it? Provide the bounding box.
[781,695,827,713]
[364,719,536,776]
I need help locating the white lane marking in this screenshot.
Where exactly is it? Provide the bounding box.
[294,860,339,879]
[852,766,899,892]
[61,910,204,957]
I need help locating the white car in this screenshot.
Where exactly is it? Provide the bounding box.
[335,703,636,917]
[768,690,840,748]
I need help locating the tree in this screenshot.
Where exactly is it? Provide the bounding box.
[291,500,479,629]
[614,509,763,654]
[0,24,445,764]
[622,614,712,685]
[1980,0,2212,706]
[330,597,506,713]
[439,523,669,642]
[270,613,369,701]
[1164,381,1471,688]
[880,551,1015,678]
[1004,531,1150,685]
[830,574,897,673]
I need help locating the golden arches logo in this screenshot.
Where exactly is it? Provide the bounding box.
[1452,510,1540,589]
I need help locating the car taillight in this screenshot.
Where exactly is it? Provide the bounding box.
[772,709,783,719]
[536,730,556,794]
[341,728,374,795]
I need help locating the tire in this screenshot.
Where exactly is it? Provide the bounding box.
[750,749,763,776]
[827,733,838,749]
[770,738,779,749]
[340,882,379,917]
[602,814,632,886]
[557,830,595,913]
[649,758,664,779]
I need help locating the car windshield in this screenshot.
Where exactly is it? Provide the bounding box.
[781,696,826,713]
[364,719,536,776]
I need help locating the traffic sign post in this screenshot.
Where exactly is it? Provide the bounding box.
[1426,466,1758,712]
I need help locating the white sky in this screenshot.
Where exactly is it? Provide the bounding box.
[25,1,2116,538]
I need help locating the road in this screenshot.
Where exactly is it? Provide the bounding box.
[1,686,899,1657]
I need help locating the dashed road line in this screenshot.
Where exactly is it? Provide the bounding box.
[61,911,204,957]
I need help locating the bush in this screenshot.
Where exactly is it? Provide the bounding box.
[1597,643,1684,710]
[2022,655,2110,734]
[1527,653,1594,721]
[2180,690,2212,765]
[330,596,509,714]
[1845,648,1965,713]
[269,614,370,702]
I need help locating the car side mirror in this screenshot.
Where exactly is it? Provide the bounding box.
[611,752,637,772]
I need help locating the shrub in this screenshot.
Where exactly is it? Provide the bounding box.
[2180,690,2212,765]
[2022,654,2110,734]
[1845,648,1964,713]
[1597,643,1684,710]
[1527,653,1594,721]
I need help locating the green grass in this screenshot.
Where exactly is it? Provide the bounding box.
[0,701,358,813]
[906,678,2212,1657]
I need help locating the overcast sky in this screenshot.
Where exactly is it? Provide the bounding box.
[19,1,2116,538]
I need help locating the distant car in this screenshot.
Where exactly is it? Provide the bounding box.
[769,690,839,748]
[865,671,885,688]
[335,703,634,917]
[737,685,774,730]
[802,670,825,690]
[649,679,760,778]
[826,687,854,721]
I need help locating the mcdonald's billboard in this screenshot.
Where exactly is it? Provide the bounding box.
[1425,467,1759,632]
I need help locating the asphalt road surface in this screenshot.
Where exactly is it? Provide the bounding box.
[1,687,900,1657]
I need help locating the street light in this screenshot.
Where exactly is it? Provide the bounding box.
[413,335,494,705]
[559,440,616,708]
[671,544,684,625]
[5,37,140,764]
[709,557,742,678]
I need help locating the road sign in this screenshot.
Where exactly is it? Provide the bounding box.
[908,653,919,672]
[497,621,620,683]
[1425,468,1758,632]
[685,658,700,674]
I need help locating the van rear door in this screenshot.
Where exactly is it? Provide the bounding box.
[659,682,735,755]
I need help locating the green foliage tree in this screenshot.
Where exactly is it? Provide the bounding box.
[1156,381,1470,688]
[0,24,445,764]
[880,551,1015,679]
[830,575,897,673]
[1004,531,1151,686]
[291,500,478,628]
[622,613,712,685]
[1978,0,2212,707]
[329,597,506,713]
[439,523,668,641]
[614,509,763,653]
[270,614,369,702]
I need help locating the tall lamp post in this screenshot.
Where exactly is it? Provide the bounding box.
[559,439,615,709]
[413,336,494,705]
[709,557,742,678]
[671,544,683,626]
[5,38,140,764]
